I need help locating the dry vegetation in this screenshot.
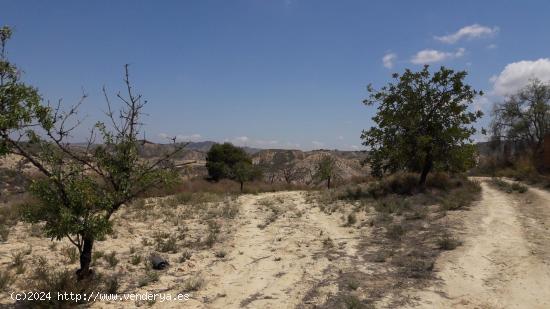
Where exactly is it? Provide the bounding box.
[0,187,243,307]
[301,172,481,308]
[0,169,485,308]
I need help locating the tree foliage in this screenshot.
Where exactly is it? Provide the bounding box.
[0,26,50,156]
[361,65,483,184]
[315,155,336,189]
[491,79,550,160]
[205,143,261,191]
[0,26,182,279]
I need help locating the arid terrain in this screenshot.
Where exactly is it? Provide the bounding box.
[1,176,549,308]
[401,179,550,308]
[2,3,550,308]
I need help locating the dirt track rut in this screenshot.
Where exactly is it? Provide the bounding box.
[407,179,550,308]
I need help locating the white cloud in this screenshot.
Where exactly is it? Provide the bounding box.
[435,24,499,44]
[491,58,550,96]
[472,96,491,112]
[176,134,202,142]
[255,139,279,147]
[382,53,397,69]
[232,136,250,145]
[487,44,497,49]
[411,48,465,64]
[311,141,324,148]
[337,135,344,140]
[158,133,169,140]
[284,142,301,149]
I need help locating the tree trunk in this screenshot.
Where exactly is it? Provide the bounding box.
[419,155,433,186]
[240,181,244,192]
[327,177,331,189]
[76,236,94,280]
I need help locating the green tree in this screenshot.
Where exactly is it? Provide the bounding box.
[491,79,550,163]
[205,143,260,191]
[361,65,483,185]
[315,155,336,189]
[0,27,182,279]
[0,26,50,156]
[233,161,261,192]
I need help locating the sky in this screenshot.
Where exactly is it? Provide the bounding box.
[1,0,550,150]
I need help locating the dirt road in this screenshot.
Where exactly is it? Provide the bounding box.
[184,191,364,309]
[406,179,550,308]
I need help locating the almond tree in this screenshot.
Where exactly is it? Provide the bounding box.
[0,26,183,279]
[315,155,335,189]
[362,65,483,185]
[491,79,550,164]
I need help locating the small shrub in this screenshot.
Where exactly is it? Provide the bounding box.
[204,220,221,248]
[26,265,102,307]
[62,246,79,264]
[341,294,368,309]
[489,178,527,194]
[92,250,105,264]
[0,270,14,289]
[374,196,410,214]
[175,192,194,204]
[345,212,357,227]
[221,202,239,219]
[29,223,44,237]
[138,270,159,287]
[347,280,360,290]
[12,247,31,273]
[437,233,461,250]
[371,251,388,263]
[370,212,392,226]
[155,235,178,253]
[130,254,142,265]
[182,277,204,292]
[322,237,334,248]
[104,274,120,294]
[511,182,528,193]
[397,257,434,279]
[369,172,419,197]
[425,172,452,190]
[386,224,405,240]
[178,249,192,263]
[404,208,427,220]
[104,251,119,268]
[440,180,481,211]
[0,225,9,242]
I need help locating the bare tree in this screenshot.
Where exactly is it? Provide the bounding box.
[1,28,185,280]
[491,79,550,161]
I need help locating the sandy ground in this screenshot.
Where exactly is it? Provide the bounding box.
[404,178,550,309]
[0,191,365,308]
[2,178,550,308]
[186,191,364,308]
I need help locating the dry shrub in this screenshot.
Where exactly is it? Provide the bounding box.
[437,233,461,250]
[23,265,105,308]
[0,196,31,242]
[0,270,14,289]
[489,178,528,193]
[374,195,410,214]
[143,177,311,198]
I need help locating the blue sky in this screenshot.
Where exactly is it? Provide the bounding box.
[2,0,550,150]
